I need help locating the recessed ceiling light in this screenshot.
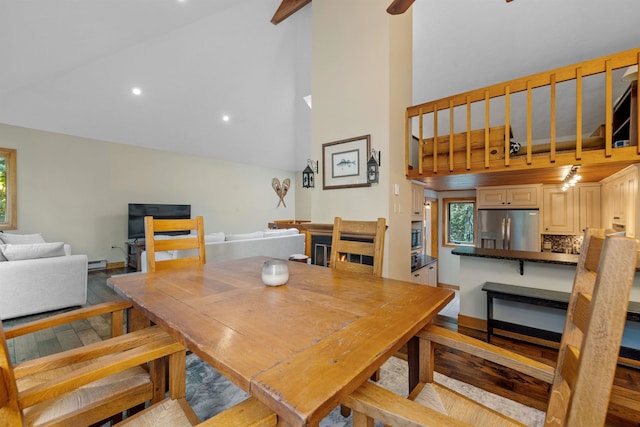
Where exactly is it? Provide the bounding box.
[222,115,230,122]
[131,87,142,96]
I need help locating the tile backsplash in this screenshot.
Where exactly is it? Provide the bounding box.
[541,234,584,254]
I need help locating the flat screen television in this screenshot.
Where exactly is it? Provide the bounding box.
[128,203,191,240]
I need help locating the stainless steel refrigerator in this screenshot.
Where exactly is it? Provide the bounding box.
[476,209,540,252]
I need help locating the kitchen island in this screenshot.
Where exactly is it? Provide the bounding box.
[452,246,640,352]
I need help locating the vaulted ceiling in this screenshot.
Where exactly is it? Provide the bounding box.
[1,0,639,175]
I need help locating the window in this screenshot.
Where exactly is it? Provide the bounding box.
[0,148,17,230]
[443,197,475,247]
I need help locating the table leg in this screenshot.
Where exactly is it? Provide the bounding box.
[407,336,419,393]
[486,293,493,343]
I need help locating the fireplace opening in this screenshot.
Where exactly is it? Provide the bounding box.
[310,234,373,268]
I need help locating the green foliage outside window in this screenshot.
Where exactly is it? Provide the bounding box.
[448,201,474,244]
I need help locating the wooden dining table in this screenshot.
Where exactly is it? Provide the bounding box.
[108,256,453,426]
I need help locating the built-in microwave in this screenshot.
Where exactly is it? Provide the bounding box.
[411,228,422,250]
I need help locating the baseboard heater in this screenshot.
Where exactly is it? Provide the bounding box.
[88,259,107,271]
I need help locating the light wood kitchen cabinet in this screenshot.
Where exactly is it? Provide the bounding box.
[412,184,424,220]
[578,184,601,233]
[476,185,540,208]
[542,186,575,234]
[601,165,637,236]
[542,183,601,234]
[412,261,437,286]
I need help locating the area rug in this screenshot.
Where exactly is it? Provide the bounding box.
[184,353,545,426]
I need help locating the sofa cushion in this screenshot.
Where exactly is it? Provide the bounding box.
[263,228,299,237]
[0,233,46,244]
[225,231,264,241]
[204,232,225,243]
[1,242,66,261]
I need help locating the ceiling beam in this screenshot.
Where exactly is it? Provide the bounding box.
[387,0,415,15]
[271,0,311,25]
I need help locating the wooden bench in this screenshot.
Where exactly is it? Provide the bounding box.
[482,281,640,360]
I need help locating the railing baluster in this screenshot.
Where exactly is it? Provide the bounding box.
[527,80,532,164]
[550,73,557,162]
[605,60,612,158]
[419,108,424,174]
[433,105,438,173]
[466,96,471,170]
[405,109,410,175]
[505,86,511,167]
[485,90,490,168]
[576,67,583,160]
[449,100,454,172]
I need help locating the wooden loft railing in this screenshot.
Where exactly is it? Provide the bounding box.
[406,47,640,182]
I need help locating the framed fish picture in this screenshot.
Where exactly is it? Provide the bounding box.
[322,135,371,190]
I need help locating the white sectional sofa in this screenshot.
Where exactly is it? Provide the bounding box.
[140,228,305,272]
[0,233,88,320]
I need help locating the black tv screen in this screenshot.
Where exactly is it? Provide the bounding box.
[128,203,191,240]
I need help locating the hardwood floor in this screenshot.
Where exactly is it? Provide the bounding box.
[4,269,640,426]
[3,267,124,364]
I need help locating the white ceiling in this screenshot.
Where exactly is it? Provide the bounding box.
[1,0,639,172]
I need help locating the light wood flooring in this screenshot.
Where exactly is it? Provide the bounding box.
[4,269,640,426]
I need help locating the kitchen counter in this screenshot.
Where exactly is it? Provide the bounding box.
[451,246,578,266]
[411,254,438,272]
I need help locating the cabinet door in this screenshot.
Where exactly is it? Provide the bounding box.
[477,188,506,207]
[578,185,601,232]
[543,186,575,234]
[624,169,637,237]
[507,187,538,207]
[412,265,432,286]
[426,262,437,286]
[412,185,424,219]
[477,186,539,208]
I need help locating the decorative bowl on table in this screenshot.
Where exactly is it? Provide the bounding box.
[261,259,289,286]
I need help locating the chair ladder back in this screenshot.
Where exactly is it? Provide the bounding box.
[546,231,638,427]
[0,321,23,425]
[330,217,386,277]
[145,216,206,272]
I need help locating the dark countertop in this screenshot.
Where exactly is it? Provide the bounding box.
[411,254,438,272]
[451,246,579,266]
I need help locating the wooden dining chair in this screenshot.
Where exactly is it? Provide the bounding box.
[115,386,277,427]
[144,215,206,272]
[0,300,186,426]
[331,216,386,416]
[329,217,386,276]
[343,228,639,427]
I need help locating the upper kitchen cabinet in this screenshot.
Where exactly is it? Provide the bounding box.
[542,183,600,234]
[601,165,638,237]
[412,184,425,220]
[542,185,575,234]
[476,184,541,209]
[578,184,601,233]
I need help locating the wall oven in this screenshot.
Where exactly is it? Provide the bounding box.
[411,228,422,250]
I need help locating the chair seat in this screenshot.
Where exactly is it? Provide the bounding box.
[414,382,527,427]
[118,397,197,426]
[20,364,152,426]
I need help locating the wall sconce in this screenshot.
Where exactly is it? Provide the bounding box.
[561,165,581,191]
[424,200,431,210]
[367,149,380,184]
[302,159,318,188]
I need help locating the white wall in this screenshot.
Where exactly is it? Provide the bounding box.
[310,0,413,280]
[437,190,476,286]
[0,123,295,264]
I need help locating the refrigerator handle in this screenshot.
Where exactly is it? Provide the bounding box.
[506,217,511,250]
[500,217,506,249]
